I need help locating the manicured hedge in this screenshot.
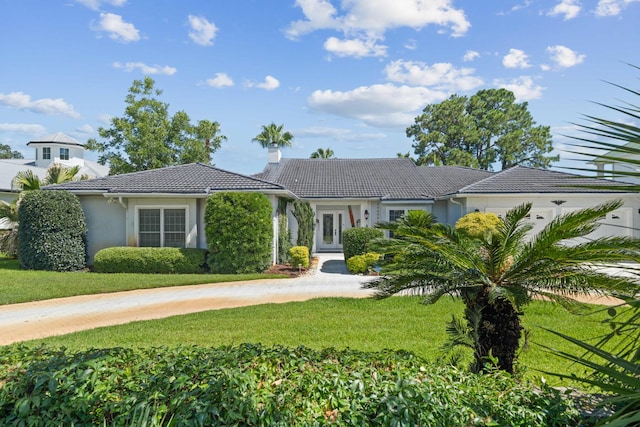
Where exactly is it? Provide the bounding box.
[17,190,87,271]
[342,227,384,261]
[289,245,309,268]
[0,344,584,426]
[346,252,381,274]
[93,247,208,274]
[205,192,273,274]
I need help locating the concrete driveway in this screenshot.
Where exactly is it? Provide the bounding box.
[0,253,377,345]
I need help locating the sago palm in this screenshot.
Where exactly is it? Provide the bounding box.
[366,204,639,373]
[252,122,294,148]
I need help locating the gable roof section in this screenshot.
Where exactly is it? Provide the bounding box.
[45,163,287,195]
[255,158,439,200]
[457,165,635,194]
[415,166,494,196]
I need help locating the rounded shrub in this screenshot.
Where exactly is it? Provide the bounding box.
[18,190,87,271]
[205,192,273,274]
[342,227,384,261]
[289,246,309,268]
[455,211,502,240]
[346,252,381,274]
[93,247,208,274]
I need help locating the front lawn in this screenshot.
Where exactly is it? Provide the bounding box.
[0,258,287,305]
[23,296,622,386]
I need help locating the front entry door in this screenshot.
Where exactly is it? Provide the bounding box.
[318,210,344,251]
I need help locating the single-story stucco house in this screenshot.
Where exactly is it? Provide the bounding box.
[47,145,640,265]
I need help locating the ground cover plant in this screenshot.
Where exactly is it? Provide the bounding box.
[0,257,286,305]
[0,343,584,426]
[22,296,623,387]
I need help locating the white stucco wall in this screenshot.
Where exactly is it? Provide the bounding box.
[78,195,126,264]
[458,193,640,239]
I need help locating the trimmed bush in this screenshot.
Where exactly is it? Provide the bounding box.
[17,190,87,271]
[205,192,273,274]
[346,252,381,274]
[342,227,384,261]
[93,247,208,274]
[0,344,583,426]
[289,245,309,268]
[455,211,502,240]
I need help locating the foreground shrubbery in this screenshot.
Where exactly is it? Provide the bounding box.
[0,344,583,426]
[93,247,208,274]
[342,228,384,261]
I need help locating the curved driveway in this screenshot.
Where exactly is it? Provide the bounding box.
[0,254,376,345]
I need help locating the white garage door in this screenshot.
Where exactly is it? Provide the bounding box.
[561,207,632,241]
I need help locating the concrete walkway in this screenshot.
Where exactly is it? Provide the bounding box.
[0,253,377,345]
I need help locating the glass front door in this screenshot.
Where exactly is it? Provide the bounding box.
[318,210,344,250]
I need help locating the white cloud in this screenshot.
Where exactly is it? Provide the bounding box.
[286,0,470,39]
[295,126,386,141]
[97,113,112,124]
[308,83,448,127]
[188,15,218,46]
[247,75,280,91]
[113,62,177,75]
[75,0,126,11]
[93,12,140,43]
[546,45,585,67]
[463,50,479,62]
[206,73,234,88]
[404,39,417,50]
[595,0,640,16]
[494,76,545,101]
[0,92,80,118]
[75,124,95,135]
[502,48,531,69]
[323,36,387,58]
[548,0,581,20]
[0,123,47,133]
[384,60,483,92]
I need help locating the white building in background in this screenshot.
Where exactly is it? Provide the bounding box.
[0,132,109,204]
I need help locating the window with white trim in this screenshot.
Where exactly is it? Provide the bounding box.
[60,147,69,160]
[42,147,51,160]
[138,208,186,247]
[388,209,405,238]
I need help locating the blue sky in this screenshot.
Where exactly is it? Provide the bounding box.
[1,0,638,175]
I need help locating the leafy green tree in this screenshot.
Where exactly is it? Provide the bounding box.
[0,143,23,159]
[87,77,226,175]
[310,147,335,158]
[407,89,557,170]
[367,206,639,374]
[252,122,293,148]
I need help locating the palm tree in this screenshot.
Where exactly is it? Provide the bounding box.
[366,205,639,373]
[252,122,294,148]
[11,164,81,191]
[310,147,335,159]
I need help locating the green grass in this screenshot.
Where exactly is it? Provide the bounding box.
[0,258,287,305]
[24,296,621,386]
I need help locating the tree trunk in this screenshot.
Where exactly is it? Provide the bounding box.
[465,289,523,373]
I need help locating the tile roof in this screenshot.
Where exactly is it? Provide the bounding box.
[458,166,634,194]
[414,166,494,196]
[255,158,439,200]
[45,163,287,194]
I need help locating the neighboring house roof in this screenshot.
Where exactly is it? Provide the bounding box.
[456,165,635,194]
[0,159,47,192]
[46,163,289,195]
[255,158,442,200]
[26,131,85,148]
